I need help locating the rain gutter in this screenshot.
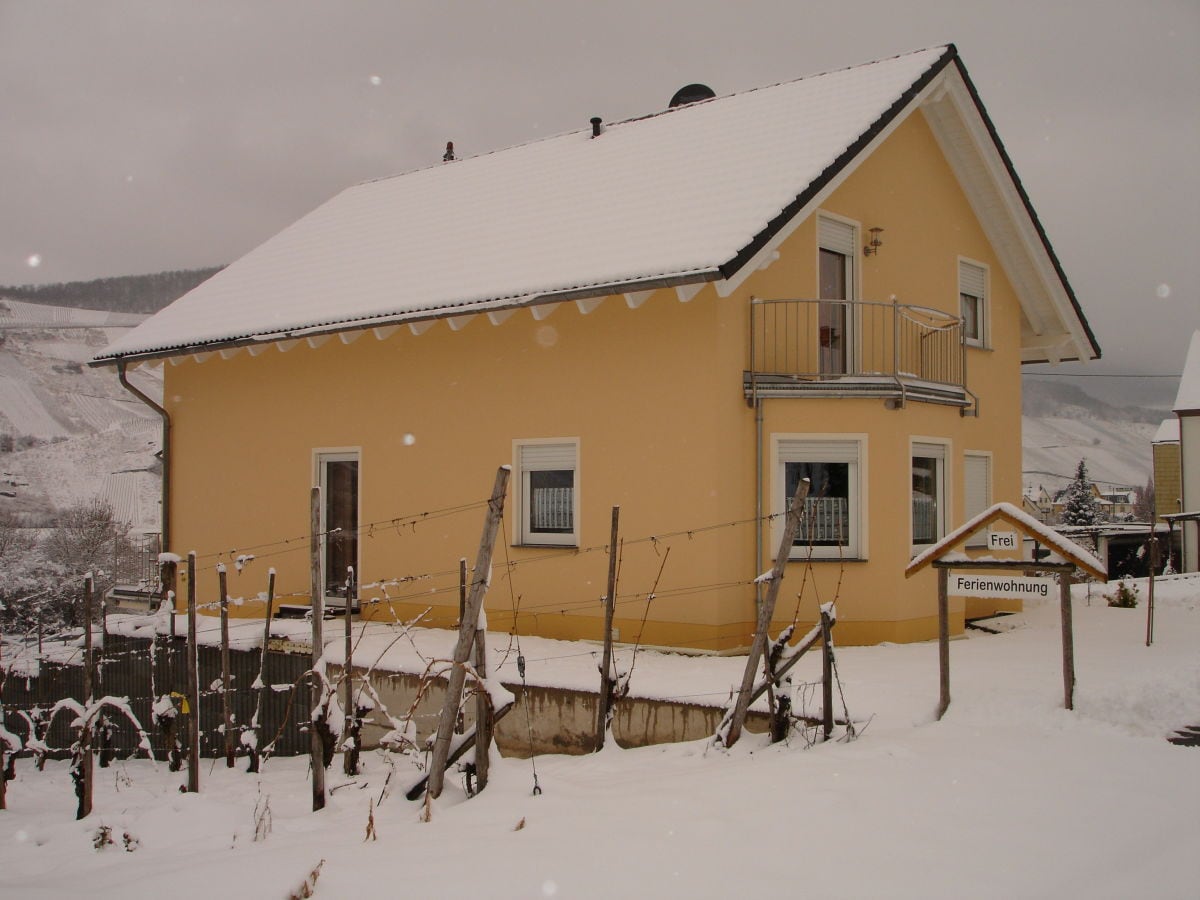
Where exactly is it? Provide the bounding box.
[117,359,170,552]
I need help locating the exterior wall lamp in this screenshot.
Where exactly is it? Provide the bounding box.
[864,227,884,256]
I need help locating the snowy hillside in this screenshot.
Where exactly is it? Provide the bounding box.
[0,299,161,531]
[1022,377,1162,493]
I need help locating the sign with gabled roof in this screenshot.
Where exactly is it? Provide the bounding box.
[905,501,1107,581]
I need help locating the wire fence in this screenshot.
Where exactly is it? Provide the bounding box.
[1,633,311,761]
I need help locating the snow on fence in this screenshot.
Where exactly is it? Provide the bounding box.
[0,633,310,762]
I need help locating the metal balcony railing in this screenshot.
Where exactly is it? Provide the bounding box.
[747,298,974,409]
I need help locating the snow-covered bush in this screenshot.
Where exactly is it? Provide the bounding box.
[0,501,131,633]
[1106,580,1139,609]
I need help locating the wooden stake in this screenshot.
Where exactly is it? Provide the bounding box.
[219,565,234,767]
[723,478,810,748]
[343,567,357,776]
[459,557,467,625]
[310,487,326,811]
[78,574,95,819]
[1060,571,1075,711]
[0,625,7,811]
[937,566,950,720]
[821,607,834,741]
[473,618,491,791]
[1146,532,1157,647]
[247,570,275,774]
[427,466,509,800]
[595,506,620,750]
[186,552,200,792]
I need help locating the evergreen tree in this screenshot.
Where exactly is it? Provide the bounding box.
[1060,459,1101,526]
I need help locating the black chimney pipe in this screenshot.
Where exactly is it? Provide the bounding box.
[590,117,602,138]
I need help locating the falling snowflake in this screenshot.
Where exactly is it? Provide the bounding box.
[368,75,382,86]
[402,433,416,446]
[1156,283,1171,299]
[26,253,41,268]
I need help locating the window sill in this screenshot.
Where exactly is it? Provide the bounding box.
[784,555,868,563]
[514,542,579,550]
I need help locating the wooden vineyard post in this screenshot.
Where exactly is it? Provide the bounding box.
[160,557,178,639]
[78,574,95,819]
[248,569,275,774]
[723,478,810,749]
[473,615,492,792]
[427,466,509,800]
[1146,532,1157,647]
[310,487,326,812]
[186,552,200,792]
[937,566,950,720]
[595,506,620,751]
[821,606,834,741]
[459,558,467,624]
[219,565,234,767]
[343,568,358,777]
[0,625,6,810]
[1060,571,1075,710]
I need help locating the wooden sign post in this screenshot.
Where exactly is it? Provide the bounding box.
[906,504,1106,719]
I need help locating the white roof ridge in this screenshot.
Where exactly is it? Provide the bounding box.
[355,44,956,190]
[93,45,979,363]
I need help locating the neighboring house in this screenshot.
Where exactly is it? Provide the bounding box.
[1099,489,1135,521]
[1022,484,1054,523]
[1171,331,1200,571]
[92,46,1098,649]
[1152,417,1181,523]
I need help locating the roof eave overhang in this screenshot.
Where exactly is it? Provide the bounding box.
[89,267,723,368]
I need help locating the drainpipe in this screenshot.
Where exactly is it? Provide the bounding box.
[755,396,764,608]
[117,359,170,553]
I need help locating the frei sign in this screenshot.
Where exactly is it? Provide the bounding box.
[987,531,1018,550]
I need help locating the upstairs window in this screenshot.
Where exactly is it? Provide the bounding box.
[959,259,988,347]
[515,440,579,546]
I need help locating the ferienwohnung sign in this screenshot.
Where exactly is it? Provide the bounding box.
[949,573,1052,600]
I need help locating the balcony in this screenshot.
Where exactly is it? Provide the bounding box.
[746,298,975,410]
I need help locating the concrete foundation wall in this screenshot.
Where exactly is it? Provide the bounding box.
[336,666,766,758]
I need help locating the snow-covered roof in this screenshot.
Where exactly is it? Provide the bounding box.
[93,45,1097,366]
[0,298,146,329]
[1154,417,1180,443]
[1173,330,1200,413]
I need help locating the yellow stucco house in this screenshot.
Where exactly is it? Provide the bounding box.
[94,46,1098,650]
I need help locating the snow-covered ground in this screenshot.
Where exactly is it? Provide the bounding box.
[1,575,1197,898]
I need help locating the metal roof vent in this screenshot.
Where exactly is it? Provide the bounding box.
[668,83,716,108]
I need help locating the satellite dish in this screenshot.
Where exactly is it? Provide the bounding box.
[668,83,716,108]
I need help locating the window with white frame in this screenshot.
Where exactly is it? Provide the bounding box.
[317,451,359,605]
[912,441,947,548]
[516,440,578,546]
[959,259,988,347]
[776,437,862,559]
[963,452,992,548]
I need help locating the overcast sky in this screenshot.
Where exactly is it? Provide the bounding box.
[2,1,1197,399]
